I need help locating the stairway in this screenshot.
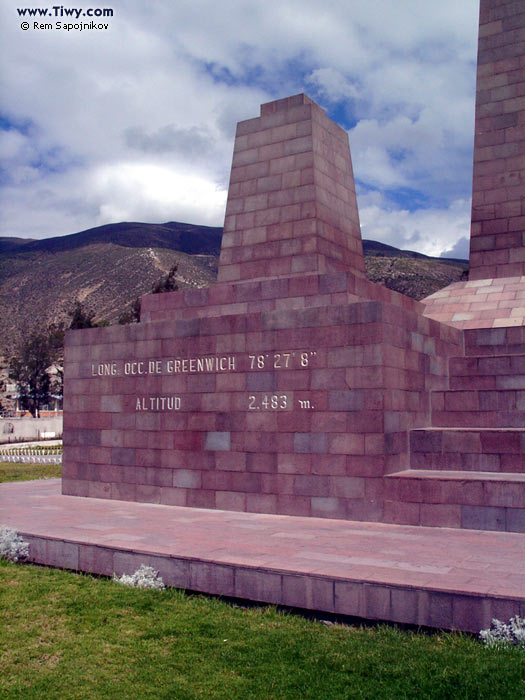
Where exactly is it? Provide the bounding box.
[385,328,525,532]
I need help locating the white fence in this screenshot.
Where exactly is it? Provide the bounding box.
[0,452,62,464]
[0,416,63,444]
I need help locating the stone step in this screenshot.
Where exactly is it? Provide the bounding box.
[464,327,525,357]
[384,469,525,533]
[431,389,525,427]
[449,355,525,390]
[409,428,525,473]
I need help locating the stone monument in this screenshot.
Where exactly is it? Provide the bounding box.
[63,0,524,533]
[424,0,525,328]
[217,93,365,283]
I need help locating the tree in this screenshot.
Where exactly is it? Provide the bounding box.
[118,296,141,325]
[151,264,179,294]
[69,301,96,329]
[69,301,109,329]
[8,302,113,415]
[47,321,66,354]
[46,321,65,401]
[9,330,54,417]
[119,265,179,325]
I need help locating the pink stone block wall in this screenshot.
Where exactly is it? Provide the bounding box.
[62,300,461,522]
[218,94,364,283]
[141,270,420,325]
[469,0,525,279]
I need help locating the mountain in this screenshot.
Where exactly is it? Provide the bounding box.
[0,237,36,253]
[0,221,221,354]
[362,239,469,269]
[0,221,467,355]
[364,254,467,300]
[3,221,222,257]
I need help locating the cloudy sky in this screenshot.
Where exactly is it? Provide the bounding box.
[1,0,480,258]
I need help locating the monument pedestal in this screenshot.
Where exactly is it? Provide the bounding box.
[63,90,525,533]
[422,275,525,329]
[63,273,462,523]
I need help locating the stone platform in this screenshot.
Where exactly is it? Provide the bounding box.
[2,478,524,633]
[423,277,525,329]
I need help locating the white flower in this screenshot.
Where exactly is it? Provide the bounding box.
[480,616,525,650]
[0,526,29,562]
[113,564,165,590]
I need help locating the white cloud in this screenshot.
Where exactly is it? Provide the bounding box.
[0,0,479,257]
[350,107,471,197]
[359,195,471,258]
[91,163,227,226]
[307,68,360,103]
[441,236,470,260]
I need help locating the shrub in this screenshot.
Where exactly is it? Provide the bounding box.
[480,616,525,650]
[112,564,165,590]
[0,526,29,562]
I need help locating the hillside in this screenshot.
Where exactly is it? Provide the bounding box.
[0,221,467,355]
[0,221,221,355]
[3,221,222,257]
[364,254,467,300]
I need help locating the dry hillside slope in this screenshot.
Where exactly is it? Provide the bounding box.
[0,222,467,355]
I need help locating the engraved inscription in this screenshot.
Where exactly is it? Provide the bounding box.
[89,351,317,378]
[166,356,236,373]
[89,351,320,412]
[91,362,118,376]
[125,361,146,375]
[248,394,291,410]
[136,396,181,411]
[248,351,317,370]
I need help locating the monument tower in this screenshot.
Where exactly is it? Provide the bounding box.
[218,94,365,283]
[62,0,525,534]
[469,0,525,281]
[424,0,525,327]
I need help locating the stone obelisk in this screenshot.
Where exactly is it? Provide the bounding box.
[423,0,525,328]
[469,0,525,280]
[218,94,365,283]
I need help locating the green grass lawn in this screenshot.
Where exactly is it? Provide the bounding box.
[0,462,62,483]
[0,560,523,700]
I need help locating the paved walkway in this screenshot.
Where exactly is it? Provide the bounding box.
[1,479,524,632]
